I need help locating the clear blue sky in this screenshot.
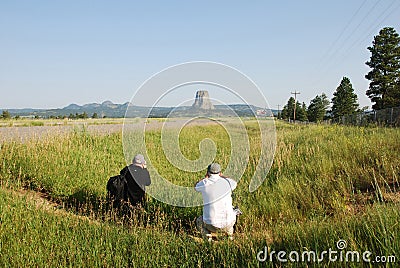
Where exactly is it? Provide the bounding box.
[1,0,399,109]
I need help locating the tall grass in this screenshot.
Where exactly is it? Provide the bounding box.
[0,121,399,267]
[1,130,123,197]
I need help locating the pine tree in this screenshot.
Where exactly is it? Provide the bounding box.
[331,77,359,118]
[308,93,330,122]
[365,27,400,109]
[281,97,295,120]
[1,110,11,119]
[297,102,308,121]
[294,102,307,121]
[281,98,308,121]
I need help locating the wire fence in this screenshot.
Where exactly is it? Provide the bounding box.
[329,106,400,127]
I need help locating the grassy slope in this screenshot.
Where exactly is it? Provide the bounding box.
[0,121,399,267]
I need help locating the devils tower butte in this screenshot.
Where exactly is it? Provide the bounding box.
[192,90,215,110]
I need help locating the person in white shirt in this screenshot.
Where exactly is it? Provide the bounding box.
[195,163,238,241]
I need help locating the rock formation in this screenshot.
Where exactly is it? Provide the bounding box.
[192,90,215,110]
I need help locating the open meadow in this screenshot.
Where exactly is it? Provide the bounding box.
[0,119,399,267]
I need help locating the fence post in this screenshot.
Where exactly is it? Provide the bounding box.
[391,107,394,126]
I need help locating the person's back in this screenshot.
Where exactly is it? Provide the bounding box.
[120,154,151,207]
[195,163,237,241]
[196,174,237,228]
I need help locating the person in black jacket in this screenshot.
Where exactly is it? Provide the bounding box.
[120,154,151,207]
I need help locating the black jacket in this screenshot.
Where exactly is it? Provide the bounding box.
[120,164,151,204]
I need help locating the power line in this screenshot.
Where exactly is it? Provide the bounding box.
[318,0,368,66]
[277,104,281,119]
[324,0,383,68]
[310,0,372,87]
[342,0,400,58]
[310,0,396,89]
[291,91,300,123]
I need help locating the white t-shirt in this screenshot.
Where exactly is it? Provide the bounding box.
[195,174,237,228]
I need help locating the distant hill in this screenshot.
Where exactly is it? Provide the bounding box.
[4,101,276,118]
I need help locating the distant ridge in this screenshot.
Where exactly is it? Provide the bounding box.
[101,100,114,106]
[64,103,81,110]
[4,101,275,118]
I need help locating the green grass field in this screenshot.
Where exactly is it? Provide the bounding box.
[0,120,399,267]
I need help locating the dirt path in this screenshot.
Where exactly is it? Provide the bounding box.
[11,188,101,224]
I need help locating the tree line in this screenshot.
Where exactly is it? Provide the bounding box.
[280,26,400,123]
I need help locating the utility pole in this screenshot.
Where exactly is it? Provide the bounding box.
[291,91,300,123]
[277,104,280,119]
